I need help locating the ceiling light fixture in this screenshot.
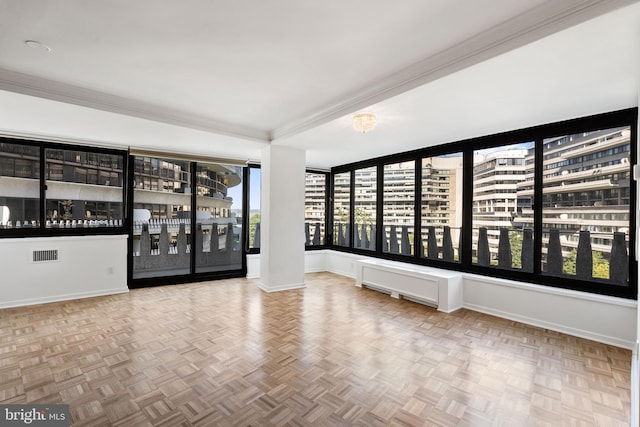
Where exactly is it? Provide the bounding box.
[25,40,51,52]
[352,112,377,133]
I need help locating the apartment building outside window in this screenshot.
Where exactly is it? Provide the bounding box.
[421,154,463,263]
[0,141,40,229]
[305,172,327,247]
[383,161,415,256]
[540,126,631,286]
[354,166,376,251]
[329,108,637,298]
[0,139,126,236]
[472,142,533,271]
[333,172,351,247]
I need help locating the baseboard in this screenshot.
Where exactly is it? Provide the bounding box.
[257,282,306,293]
[464,302,635,350]
[326,268,356,278]
[304,267,326,273]
[632,343,639,427]
[0,287,129,310]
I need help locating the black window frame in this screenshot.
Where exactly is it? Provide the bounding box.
[0,137,129,239]
[129,154,247,288]
[329,108,637,299]
[305,169,330,250]
[245,164,261,255]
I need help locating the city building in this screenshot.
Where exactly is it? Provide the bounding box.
[304,172,327,245]
[472,146,530,264]
[513,127,632,274]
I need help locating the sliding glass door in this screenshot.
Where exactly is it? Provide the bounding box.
[131,155,245,283]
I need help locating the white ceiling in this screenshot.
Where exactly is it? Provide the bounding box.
[0,0,638,169]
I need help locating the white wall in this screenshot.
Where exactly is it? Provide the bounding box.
[259,145,306,292]
[246,253,260,279]
[464,274,636,349]
[247,250,329,279]
[324,250,637,349]
[325,250,363,278]
[0,235,128,308]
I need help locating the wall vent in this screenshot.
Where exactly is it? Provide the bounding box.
[32,249,59,263]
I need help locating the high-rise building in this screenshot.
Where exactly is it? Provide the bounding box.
[472,146,530,262]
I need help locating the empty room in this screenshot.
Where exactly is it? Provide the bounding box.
[0,1,639,425]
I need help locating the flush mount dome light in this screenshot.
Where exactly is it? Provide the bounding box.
[25,40,51,52]
[352,112,377,133]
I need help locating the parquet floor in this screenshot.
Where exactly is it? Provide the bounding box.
[0,272,631,426]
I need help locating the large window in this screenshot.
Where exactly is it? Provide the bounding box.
[383,160,415,256]
[354,167,376,251]
[305,172,327,247]
[45,148,124,228]
[421,154,463,262]
[333,172,351,247]
[471,142,534,270]
[541,126,631,286]
[0,142,40,229]
[329,108,636,298]
[0,138,126,235]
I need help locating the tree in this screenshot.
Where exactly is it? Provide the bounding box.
[509,228,523,269]
[562,248,609,279]
[563,249,577,275]
[354,207,375,225]
[592,251,609,279]
[249,213,261,247]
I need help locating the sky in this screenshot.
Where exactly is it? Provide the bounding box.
[227,167,260,212]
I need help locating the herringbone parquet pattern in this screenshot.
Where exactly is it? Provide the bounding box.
[0,272,631,426]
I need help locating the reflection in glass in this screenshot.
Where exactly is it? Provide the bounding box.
[195,162,243,273]
[45,148,124,228]
[132,156,192,279]
[0,143,40,228]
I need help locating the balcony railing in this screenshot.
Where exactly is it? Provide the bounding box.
[472,227,628,285]
[133,219,241,275]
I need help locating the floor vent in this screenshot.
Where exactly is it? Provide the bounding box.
[33,249,59,263]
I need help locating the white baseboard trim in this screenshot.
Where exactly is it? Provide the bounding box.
[0,287,129,310]
[257,282,306,293]
[464,302,634,350]
[326,268,356,278]
[632,343,639,427]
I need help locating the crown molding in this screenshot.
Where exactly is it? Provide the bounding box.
[1,0,635,145]
[0,69,271,144]
[271,0,638,142]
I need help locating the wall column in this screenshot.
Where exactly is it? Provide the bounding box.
[258,145,306,292]
[634,89,640,427]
